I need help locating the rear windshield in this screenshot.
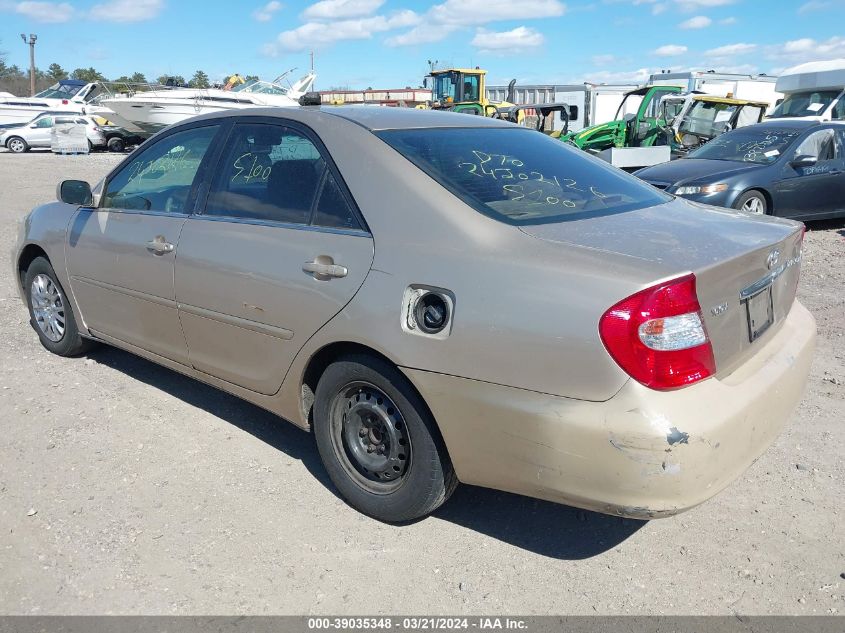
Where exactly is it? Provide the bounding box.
[376,127,670,225]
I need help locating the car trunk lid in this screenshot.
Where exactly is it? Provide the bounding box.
[519,198,804,377]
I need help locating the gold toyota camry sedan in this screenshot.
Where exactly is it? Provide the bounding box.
[13,107,815,522]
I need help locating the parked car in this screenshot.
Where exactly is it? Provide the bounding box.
[636,120,845,220]
[0,112,107,153]
[13,107,815,522]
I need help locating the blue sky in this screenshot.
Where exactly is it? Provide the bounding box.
[1,0,844,89]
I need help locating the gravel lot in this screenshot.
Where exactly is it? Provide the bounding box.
[0,150,843,615]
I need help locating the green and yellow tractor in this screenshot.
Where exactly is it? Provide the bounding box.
[561,84,683,150]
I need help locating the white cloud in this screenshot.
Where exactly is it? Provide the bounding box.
[272,10,419,52]
[471,26,544,54]
[90,0,164,22]
[705,42,756,57]
[428,0,565,26]
[720,16,736,24]
[651,2,667,14]
[387,0,564,46]
[302,0,383,20]
[797,0,838,13]
[253,0,282,22]
[12,1,74,22]
[678,0,734,10]
[767,35,845,64]
[653,44,688,56]
[385,24,458,46]
[679,15,711,28]
[582,67,652,84]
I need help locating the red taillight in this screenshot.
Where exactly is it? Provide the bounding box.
[599,274,716,391]
[62,99,69,104]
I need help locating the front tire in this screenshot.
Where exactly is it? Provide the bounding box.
[314,354,457,522]
[6,136,29,153]
[734,190,768,215]
[24,257,94,357]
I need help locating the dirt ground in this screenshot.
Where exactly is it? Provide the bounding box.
[0,150,842,616]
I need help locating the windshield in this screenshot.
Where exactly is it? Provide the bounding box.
[34,82,85,99]
[232,79,288,95]
[687,127,802,164]
[376,127,670,226]
[432,73,457,102]
[679,101,738,137]
[769,90,841,118]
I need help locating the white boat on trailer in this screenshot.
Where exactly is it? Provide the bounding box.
[0,79,102,126]
[101,71,317,134]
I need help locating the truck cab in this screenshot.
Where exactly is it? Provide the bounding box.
[769,59,845,121]
[428,68,488,115]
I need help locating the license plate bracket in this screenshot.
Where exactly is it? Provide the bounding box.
[744,285,774,343]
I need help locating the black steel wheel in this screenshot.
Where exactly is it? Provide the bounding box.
[314,354,457,522]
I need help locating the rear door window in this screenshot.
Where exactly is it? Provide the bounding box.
[204,122,362,230]
[205,123,325,225]
[377,127,670,225]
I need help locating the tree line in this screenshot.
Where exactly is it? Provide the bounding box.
[0,53,255,95]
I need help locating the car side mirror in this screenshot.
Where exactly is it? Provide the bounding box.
[790,155,817,169]
[57,180,93,206]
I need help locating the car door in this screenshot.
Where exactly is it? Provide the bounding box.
[27,115,53,147]
[773,127,843,219]
[174,119,374,395]
[65,123,222,364]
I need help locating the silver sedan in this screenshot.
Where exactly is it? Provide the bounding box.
[12,107,815,522]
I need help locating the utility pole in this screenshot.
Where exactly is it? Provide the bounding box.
[20,33,37,96]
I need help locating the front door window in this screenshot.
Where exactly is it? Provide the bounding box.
[101,125,219,213]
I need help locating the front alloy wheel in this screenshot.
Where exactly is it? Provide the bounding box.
[30,273,66,342]
[7,137,27,153]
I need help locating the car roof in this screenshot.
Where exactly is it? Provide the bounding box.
[189,105,517,131]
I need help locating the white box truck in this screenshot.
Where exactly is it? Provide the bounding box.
[649,70,781,108]
[768,59,845,121]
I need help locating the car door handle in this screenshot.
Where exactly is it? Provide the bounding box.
[303,259,347,279]
[145,237,174,255]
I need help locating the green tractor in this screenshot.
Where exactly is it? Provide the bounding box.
[561,84,682,151]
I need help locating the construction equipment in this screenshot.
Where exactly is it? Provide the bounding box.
[561,84,683,151]
[424,68,519,119]
[660,93,769,156]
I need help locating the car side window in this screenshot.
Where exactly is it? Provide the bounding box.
[312,171,360,230]
[794,129,836,163]
[205,122,328,225]
[101,125,219,213]
[34,116,53,128]
[832,98,845,121]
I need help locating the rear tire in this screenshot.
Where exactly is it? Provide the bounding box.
[734,190,768,215]
[313,354,457,522]
[107,136,125,153]
[7,136,28,153]
[24,257,94,357]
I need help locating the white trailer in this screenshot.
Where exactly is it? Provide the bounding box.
[648,71,781,108]
[769,59,845,121]
[485,83,638,133]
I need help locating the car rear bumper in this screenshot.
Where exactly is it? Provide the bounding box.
[403,301,815,519]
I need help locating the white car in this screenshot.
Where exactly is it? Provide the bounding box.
[0,112,107,153]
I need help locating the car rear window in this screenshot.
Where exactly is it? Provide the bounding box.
[376,127,670,225]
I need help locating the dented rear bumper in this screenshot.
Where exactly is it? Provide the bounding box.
[403,301,816,519]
